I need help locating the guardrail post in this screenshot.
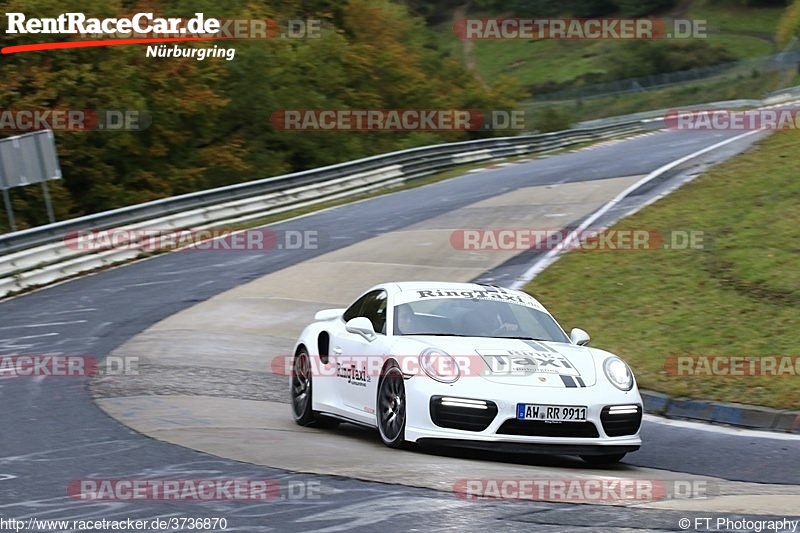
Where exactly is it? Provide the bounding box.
[34,138,56,224]
[0,160,17,232]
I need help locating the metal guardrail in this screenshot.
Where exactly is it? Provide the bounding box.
[0,123,641,256]
[571,85,800,130]
[0,121,645,297]
[575,99,764,129]
[5,84,800,299]
[763,85,800,103]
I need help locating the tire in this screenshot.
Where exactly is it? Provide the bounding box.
[377,362,407,448]
[291,348,339,429]
[580,453,626,465]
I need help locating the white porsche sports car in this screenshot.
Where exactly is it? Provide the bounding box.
[290,281,642,464]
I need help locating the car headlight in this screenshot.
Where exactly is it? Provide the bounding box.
[603,356,634,391]
[419,348,460,383]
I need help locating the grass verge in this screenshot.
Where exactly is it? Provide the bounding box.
[688,0,785,35]
[524,129,800,409]
[525,71,799,125]
[433,0,784,98]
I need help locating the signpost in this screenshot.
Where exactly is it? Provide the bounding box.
[0,130,62,232]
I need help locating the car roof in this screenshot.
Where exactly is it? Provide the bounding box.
[383,281,546,308]
[391,281,498,292]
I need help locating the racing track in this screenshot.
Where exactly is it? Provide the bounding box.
[1,127,798,532]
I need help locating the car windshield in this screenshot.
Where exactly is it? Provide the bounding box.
[393,297,569,342]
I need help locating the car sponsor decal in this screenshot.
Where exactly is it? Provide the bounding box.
[475,349,582,381]
[336,362,371,387]
[559,375,587,388]
[476,349,539,375]
[412,286,545,311]
[521,339,558,353]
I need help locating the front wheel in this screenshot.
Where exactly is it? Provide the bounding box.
[580,453,626,465]
[377,363,407,448]
[291,348,339,428]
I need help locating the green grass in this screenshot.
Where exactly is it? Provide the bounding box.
[524,71,798,125]
[433,0,787,99]
[472,39,609,87]
[524,130,800,409]
[470,34,776,92]
[430,19,465,62]
[688,0,785,35]
[704,33,775,59]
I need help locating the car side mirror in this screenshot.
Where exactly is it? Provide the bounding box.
[569,328,590,346]
[345,317,377,342]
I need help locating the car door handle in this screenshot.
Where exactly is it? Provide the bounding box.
[333,347,343,355]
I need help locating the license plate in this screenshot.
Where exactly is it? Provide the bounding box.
[517,403,587,422]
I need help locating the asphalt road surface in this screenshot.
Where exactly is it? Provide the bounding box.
[1,128,797,532]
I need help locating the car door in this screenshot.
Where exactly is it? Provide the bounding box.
[333,289,388,425]
[313,292,371,419]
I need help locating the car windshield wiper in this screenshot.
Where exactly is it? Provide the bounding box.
[404,333,475,337]
[402,333,557,341]
[497,336,553,341]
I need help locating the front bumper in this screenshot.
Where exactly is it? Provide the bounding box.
[415,440,640,456]
[404,375,643,452]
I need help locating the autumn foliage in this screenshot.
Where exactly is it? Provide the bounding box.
[0,0,521,231]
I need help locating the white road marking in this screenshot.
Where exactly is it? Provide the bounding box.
[123,280,176,288]
[512,130,762,288]
[0,332,59,341]
[645,414,800,440]
[0,320,87,331]
[32,308,96,317]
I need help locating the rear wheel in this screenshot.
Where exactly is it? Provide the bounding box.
[377,363,407,448]
[580,453,626,465]
[291,348,339,428]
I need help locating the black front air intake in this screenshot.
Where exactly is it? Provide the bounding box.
[600,405,643,436]
[496,419,600,438]
[429,396,498,431]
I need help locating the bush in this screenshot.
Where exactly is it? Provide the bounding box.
[604,41,736,79]
[536,107,573,132]
[614,0,676,16]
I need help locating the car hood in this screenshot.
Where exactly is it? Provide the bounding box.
[395,335,598,387]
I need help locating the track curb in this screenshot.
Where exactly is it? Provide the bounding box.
[640,390,800,434]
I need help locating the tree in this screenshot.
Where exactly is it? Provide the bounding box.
[777,0,800,47]
[0,0,250,218]
[0,0,522,230]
